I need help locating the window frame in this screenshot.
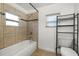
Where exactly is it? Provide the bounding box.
[46,13,60,27]
[5,12,19,26]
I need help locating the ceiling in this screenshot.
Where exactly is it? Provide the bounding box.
[8,3,54,14]
[16,3,53,11]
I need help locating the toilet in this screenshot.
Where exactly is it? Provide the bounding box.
[61,47,78,56]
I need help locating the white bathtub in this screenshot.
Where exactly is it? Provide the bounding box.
[0,40,37,56]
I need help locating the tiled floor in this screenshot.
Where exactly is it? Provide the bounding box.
[32,49,56,56]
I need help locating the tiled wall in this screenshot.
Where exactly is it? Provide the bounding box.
[0,3,27,48]
[26,12,38,42]
[0,3,5,48]
[26,12,38,20]
[27,21,38,42]
[0,3,38,48]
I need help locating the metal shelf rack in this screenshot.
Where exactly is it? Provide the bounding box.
[56,14,78,56]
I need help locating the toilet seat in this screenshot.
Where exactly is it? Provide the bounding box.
[60,47,78,56]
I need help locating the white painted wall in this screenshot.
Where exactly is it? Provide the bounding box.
[74,4,79,14]
[38,3,75,52]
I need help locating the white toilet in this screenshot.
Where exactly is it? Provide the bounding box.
[61,47,78,56]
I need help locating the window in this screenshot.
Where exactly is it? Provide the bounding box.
[5,12,19,26]
[46,15,57,27]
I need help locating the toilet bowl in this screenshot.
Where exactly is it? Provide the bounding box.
[61,47,78,56]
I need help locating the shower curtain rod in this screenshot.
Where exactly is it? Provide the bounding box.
[29,3,39,12]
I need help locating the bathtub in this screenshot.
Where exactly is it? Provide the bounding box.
[0,40,37,56]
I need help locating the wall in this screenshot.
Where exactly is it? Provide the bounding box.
[0,3,28,48]
[4,4,28,47]
[26,12,38,20]
[38,3,74,52]
[0,3,38,48]
[27,21,38,42]
[26,12,38,42]
[0,4,5,48]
